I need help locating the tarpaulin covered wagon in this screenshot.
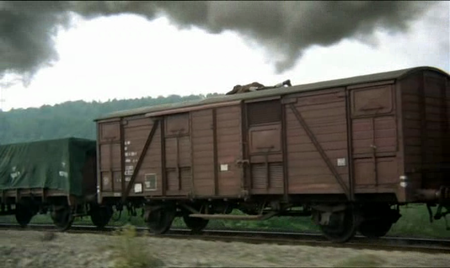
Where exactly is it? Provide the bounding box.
[0,138,111,230]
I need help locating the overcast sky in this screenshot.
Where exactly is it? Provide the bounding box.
[0,1,449,111]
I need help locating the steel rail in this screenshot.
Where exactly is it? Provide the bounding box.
[0,223,449,254]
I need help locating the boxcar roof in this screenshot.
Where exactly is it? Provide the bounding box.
[96,66,449,121]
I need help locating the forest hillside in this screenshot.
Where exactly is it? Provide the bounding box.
[0,93,222,144]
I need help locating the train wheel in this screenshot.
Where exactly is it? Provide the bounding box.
[319,208,358,243]
[15,204,34,228]
[90,206,113,229]
[183,214,209,233]
[358,204,398,238]
[358,219,392,238]
[51,205,74,231]
[146,208,175,235]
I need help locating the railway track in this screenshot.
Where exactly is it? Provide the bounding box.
[1,223,449,254]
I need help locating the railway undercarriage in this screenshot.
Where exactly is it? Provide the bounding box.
[0,195,113,231]
[107,197,403,243]
[103,185,450,243]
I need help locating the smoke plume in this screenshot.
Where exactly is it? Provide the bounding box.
[0,1,437,81]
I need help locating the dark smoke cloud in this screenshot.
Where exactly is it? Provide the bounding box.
[0,1,437,82]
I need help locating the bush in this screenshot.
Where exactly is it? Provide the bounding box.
[110,224,164,268]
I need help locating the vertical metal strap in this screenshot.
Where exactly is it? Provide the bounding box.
[109,141,114,191]
[289,104,351,200]
[371,117,378,186]
[176,135,181,191]
[212,109,219,196]
[344,90,355,201]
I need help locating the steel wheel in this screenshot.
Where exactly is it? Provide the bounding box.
[15,204,34,228]
[183,214,209,233]
[50,205,74,231]
[146,208,175,235]
[358,203,398,238]
[90,206,113,229]
[358,219,392,238]
[319,208,358,243]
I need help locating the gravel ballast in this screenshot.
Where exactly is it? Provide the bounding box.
[1,229,450,267]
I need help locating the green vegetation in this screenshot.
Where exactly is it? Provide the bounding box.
[108,224,164,268]
[0,93,221,144]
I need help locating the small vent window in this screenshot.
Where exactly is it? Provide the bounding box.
[144,173,157,191]
[247,100,281,126]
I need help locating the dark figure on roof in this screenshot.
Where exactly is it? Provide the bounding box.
[226,82,265,95]
[226,80,292,95]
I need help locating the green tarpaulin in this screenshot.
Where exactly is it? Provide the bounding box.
[0,138,96,197]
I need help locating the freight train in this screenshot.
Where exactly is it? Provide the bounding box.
[1,66,449,242]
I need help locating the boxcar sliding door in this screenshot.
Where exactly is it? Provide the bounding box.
[163,113,192,196]
[244,99,285,195]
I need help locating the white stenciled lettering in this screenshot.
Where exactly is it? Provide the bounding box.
[125,152,137,157]
[10,166,21,180]
[125,165,134,170]
[10,171,21,179]
[125,159,131,163]
[59,171,69,178]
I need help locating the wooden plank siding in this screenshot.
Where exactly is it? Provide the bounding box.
[216,105,243,196]
[191,109,215,196]
[285,89,349,194]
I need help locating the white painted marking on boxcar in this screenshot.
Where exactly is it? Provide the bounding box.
[220,164,228,171]
[337,158,346,167]
[134,183,143,193]
[125,165,134,170]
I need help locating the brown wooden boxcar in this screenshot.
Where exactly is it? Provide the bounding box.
[95,66,450,242]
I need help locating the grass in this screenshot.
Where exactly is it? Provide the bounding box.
[389,204,449,238]
[108,224,164,268]
[1,204,449,239]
